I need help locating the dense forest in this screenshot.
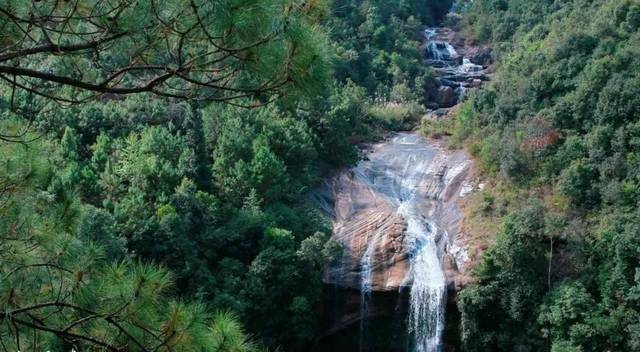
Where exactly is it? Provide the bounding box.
[0,0,451,351]
[445,0,640,351]
[4,0,640,351]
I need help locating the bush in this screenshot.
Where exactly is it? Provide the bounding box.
[369,102,425,130]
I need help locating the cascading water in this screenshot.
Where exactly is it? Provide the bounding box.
[392,137,447,352]
[424,29,458,66]
[348,133,450,352]
[315,20,486,352]
[359,231,376,352]
[406,217,446,352]
[315,128,473,351]
[461,58,483,73]
[423,26,488,112]
[426,42,458,62]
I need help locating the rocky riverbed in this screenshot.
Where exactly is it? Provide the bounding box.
[424,27,492,113]
[314,22,491,352]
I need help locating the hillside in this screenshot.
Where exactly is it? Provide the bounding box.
[447,1,640,351]
[1,0,639,351]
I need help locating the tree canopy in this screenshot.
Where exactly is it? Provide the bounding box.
[453,0,640,350]
[0,0,456,350]
[0,0,330,107]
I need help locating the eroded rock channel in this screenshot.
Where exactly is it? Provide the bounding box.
[313,24,491,352]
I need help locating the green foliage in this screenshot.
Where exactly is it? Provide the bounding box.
[329,0,443,103]
[458,0,640,350]
[0,0,453,349]
[243,229,335,347]
[369,102,425,130]
[308,81,370,165]
[420,117,455,140]
[207,104,317,204]
[459,204,548,351]
[558,160,599,208]
[538,282,597,346]
[0,0,331,104]
[0,131,257,352]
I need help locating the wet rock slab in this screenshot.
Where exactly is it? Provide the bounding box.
[315,133,472,293]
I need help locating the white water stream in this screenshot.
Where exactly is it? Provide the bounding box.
[350,133,449,352]
[316,23,483,352]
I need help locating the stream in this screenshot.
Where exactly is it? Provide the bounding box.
[315,24,489,352]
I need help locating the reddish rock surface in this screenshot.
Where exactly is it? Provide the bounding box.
[322,171,411,291]
[318,135,474,293]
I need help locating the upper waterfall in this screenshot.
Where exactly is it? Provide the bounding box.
[423,26,491,112]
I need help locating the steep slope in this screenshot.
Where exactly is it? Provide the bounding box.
[452,0,640,351]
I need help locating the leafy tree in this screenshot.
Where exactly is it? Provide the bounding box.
[0,129,257,351]
[457,0,640,350]
[243,229,337,347]
[0,0,455,349]
[458,204,548,351]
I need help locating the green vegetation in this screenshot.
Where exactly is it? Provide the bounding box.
[453,0,640,350]
[329,0,448,101]
[0,0,451,350]
[0,0,330,103]
[0,122,261,351]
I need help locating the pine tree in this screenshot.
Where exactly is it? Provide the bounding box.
[0,124,257,352]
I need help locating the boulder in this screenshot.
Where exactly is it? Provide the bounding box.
[470,78,483,87]
[436,86,456,108]
[466,45,493,66]
[425,102,440,110]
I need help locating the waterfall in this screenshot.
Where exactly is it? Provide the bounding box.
[310,13,486,351]
[426,42,458,62]
[360,241,375,301]
[344,134,449,352]
[359,232,376,352]
[424,28,437,40]
[378,134,448,352]
[460,58,483,73]
[424,26,488,110]
[348,29,481,352]
[314,130,473,351]
[314,19,484,352]
[397,197,446,352]
[424,29,458,65]
[391,136,447,352]
[406,217,446,352]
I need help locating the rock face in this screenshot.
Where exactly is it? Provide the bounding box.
[318,136,472,292]
[313,133,472,348]
[327,193,410,291]
[464,45,493,67]
[318,166,412,292]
